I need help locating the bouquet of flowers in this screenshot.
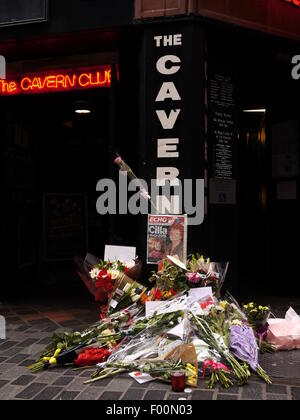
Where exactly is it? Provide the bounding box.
[186,254,229,297]
[29,304,142,372]
[149,258,189,293]
[87,343,198,387]
[106,274,147,315]
[230,325,272,384]
[75,253,141,316]
[243,303,270,329]
[141,287,177,304]
[243,302,275,353]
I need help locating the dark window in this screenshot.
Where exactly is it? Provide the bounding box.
[0,0,47,27]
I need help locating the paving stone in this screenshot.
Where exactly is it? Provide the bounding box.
[144,390,166,400]
[19,359,36,367]
[266,393,288,400]
[37,337,53,345]
[15,382,47,399]
[59,320,83,328]
[191,390,214,400]
[6,354,31,364]
[0,357,7,364]
[14,326,31,332]
[66,377,90,391]
[106,377,132,392]
[90,378,112,387]
[0,366,30,380]
[36,371,65,384]
[167,393,189,400]
[76,388,104,400]
[122,388,145,400]
[52,376,74,386]
[1,347,22,357]
[56,391,80,400]
[0,385,20,400]
[0,380,9,389]
[63,368,80,377]
[6,317,22,323]
[129,379,152,389]
[11,375,35,386]
[99,391,122,400]
[17,339,38,348]
[0,341,18,351]
[266,384,288,394]
[147,381,173,391]
[291,387,300,400]
[34,387,62,400]
[217,394,238,400]
[242,383,264,400]
[42,326,60,333]
[79,370,95,378]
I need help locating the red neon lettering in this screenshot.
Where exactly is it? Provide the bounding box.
[78,74,90,87]
[1,66,113,95]
[21,78,32,91]
[55,75,66,88]
[65,75,76,88]
[9,82,17,93]
[31,77,41,89]
[46,76,57,89]
[282,0,300,7]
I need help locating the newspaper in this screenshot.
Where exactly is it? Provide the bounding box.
[147,215,187,265]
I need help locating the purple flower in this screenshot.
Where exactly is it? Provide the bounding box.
[230,325,259,371]
[186,272,201,284]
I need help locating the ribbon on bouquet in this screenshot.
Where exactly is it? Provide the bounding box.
[202,359,230,379]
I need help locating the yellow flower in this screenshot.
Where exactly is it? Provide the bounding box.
[231,319,242,326]
[220,301,228,309]
[249,303,254,308]
[54,348,62,358]
[49,357,57,365]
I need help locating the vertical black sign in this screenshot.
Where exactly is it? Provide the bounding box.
[141,22,205,217]
[139,21,206,261]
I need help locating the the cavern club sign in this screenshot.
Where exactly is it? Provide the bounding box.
[282,0,300,7]
[0,65,113,95]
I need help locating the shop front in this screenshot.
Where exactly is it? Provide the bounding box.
[0,1,138,296]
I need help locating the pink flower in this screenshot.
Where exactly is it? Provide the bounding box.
[186,272,201,284]
[114,157,122,165]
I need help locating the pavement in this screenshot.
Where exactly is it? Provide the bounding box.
[0,296,300,401]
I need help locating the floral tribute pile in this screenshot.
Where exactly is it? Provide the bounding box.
[30,254,276,390]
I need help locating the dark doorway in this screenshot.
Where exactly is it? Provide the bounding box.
[1,88,112,297]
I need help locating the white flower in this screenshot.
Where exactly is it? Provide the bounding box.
[90,267,100,279]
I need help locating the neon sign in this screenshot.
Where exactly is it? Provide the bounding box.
[0,66,112,95]
[282,0,300,7]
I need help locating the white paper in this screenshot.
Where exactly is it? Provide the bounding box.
[129,372,155,384]
[146,301,167,317]
[104,245,136,263]
[188,287,213,304]
[285,307,300,321]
